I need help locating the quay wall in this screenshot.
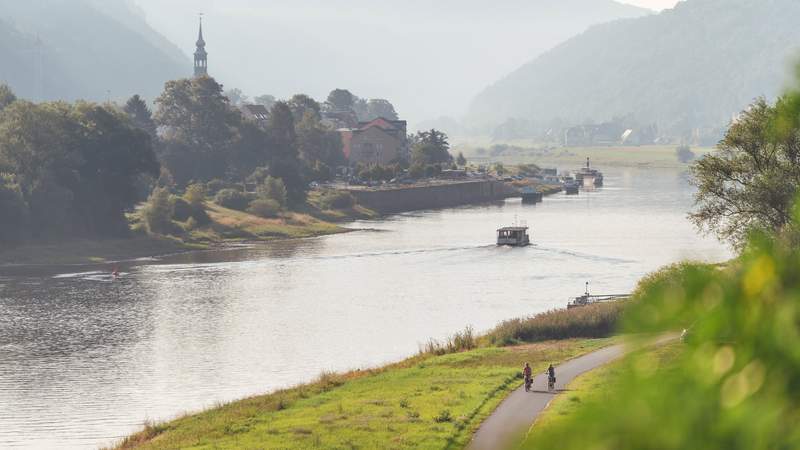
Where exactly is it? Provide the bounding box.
[346,180,517,214]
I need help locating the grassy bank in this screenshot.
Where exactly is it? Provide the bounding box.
[115,339,613,450]
[115,302,626,449]
[521,341,682,449]
[454,143,715,169]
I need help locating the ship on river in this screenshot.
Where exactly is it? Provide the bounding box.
[574,157,604,187]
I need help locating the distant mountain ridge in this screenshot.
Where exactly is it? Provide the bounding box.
[0,0,189,102]
[467,0,800,136]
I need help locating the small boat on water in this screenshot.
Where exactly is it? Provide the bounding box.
[568,282,629,308]
[520,186,543,204]
[497,226,530,246]
[563,180,580,195]
[574,157,604,187]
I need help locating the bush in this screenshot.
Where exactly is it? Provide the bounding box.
[142,187,174,234]
[205,178,226,195]
[171,197,193,221]
[318,191,356,210]
[256,176,288,207]
[184,183,207,207]
[247,198,281,218]
[215,188,251,211]
[420,326,477,356]
[486,302,624,346]
[433,410,452,423]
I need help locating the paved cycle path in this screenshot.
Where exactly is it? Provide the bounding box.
[465,343,626,450]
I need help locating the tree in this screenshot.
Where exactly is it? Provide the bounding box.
[296,110,345,169]
[365,99,398,120]
[0,174,28,242]
[690,97,800,246]
[456,152,467,167]
[224,88,248,106]
[327,89,356,112]
[154,77,240,184]
[288,94,321,122]
[123,94,156,138]
[0,100,160,238]
[141,187,174,234]
[0,84,16,112]
[184,183,207,208]
[267,102,306,205]
[256,176,287,207]
[411,129,453,166]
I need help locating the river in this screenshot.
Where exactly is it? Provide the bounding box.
[0,167,731,449]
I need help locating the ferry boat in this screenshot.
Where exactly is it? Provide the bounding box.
[568,283,629,308]
[574,158,604,187]
[497,226,530,246]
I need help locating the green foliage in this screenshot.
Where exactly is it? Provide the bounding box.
[525,231,800,450]
[171,197,193,222]
[357,163,397,181]
[183,183,207,208]
[288,94,321,122]
[205,178,227,195]
[247,198,281,218]
[141,187,174,235]
[487,302,624,346]
[316,191,356,210]
[420,326,477,356]
[0,84,16,112]
[456,152,467,167]
[256,176,288,207]
[690,97,800,247]
[123,94,156,137]
[326,89,356,111]
[214,189,251,211]
[411,129,452,166]
[0,100,159,239]
[0,174,28,242]
[268,102,307,206]
[365,98,398,120]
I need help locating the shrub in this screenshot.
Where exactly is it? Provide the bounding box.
[318,191,356,210]
[256,176,288,207]
[171,197,193,221]
[142,187,174,234]
[247,198,281,218]
[433,409,452,423]
[184,183,207,207]
[420,326,477,356]
[486,302,624,346]
[215,188,250,211]
[205,178,226,195]
[185,216,198,231]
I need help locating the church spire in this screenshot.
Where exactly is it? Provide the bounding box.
[193,14,208,77]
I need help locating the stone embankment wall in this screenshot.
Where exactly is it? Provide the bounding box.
[346,180,517,214]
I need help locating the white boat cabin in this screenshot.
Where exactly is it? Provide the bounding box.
[497,226,530,246]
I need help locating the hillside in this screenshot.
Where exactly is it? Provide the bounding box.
[131,0,649,121]
[467,0,800,136]
[0,0,189,102]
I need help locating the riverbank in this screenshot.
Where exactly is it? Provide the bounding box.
[0,197,376,267]
[113,303,623,449]
[454,143,714,169]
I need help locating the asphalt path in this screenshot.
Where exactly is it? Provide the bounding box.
[465,344,626,450]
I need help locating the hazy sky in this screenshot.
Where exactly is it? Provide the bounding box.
[130,0,668,124]
[620,0,680,10]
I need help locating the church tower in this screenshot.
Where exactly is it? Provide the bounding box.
[193,16,208,77]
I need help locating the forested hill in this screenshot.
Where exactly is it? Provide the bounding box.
[0,0,188,102]
[467,0,800,135]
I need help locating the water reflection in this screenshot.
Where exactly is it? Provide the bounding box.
[0,168,730,449]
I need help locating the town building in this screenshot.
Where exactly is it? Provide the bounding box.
[339,117,409,166]
[240,104,270,124]
[194,17,208,77]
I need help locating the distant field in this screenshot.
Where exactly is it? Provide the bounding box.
[453,142,715,170]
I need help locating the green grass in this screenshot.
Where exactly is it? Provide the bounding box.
[453,143,715,169]
[522,341,683,449]
[114,339,614,450]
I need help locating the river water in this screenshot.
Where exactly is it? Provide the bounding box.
[0,168,731,449]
